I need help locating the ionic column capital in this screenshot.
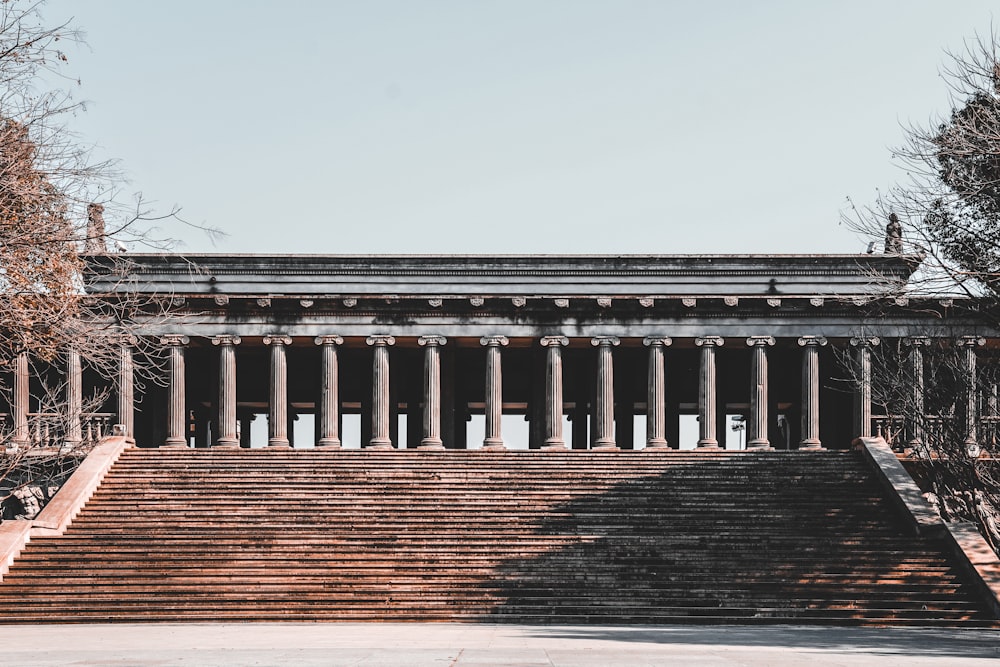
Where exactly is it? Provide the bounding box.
[211,334,242,346]
[366,334,396,347]
[643,336,672,347]
[159,334,189,347]
[480,335,509,347]
[849,336,880,348]
[957,336,986,347]
[314,335,344,346]
[695,336,724,347]
[746,336,776,347]
[540,336,569,347]
[797,336,828,347]
[418,335,447,347]
[591,336,620,347]
[263,335,292,346]
[904,336,932,347]
[110,333,139,347]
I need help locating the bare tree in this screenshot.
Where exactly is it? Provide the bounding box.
[0,1,204,519]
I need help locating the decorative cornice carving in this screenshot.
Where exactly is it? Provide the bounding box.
[746,336,775,347]
[723,296,738,307]
[894,296,909,307]
[695,336,724,347]
[256,297,271,308]
[956,336,986,347]
[512,297,526,307]
[211,334,242,346]
[428,298,443,308]
[596,297,612,308]
[470,297,485,307]
[643,336,672,347]
[314,335,344,346]
[299,299,314,308]
[418,335,447,346]
[638,297,654,308]
[366,335,396,346]
[480,335,509,347]
[766,298,781,308]
[214,295,229,306]
[171,297,185,307]
[159,334,190,347]
[343,298,357,308]
[682,298,697,308]
[939,298,954,308]
[540,336,569,347]
[810,297,824,307]
[591,336,620,347]
[797,336,828,347]
[554,298,569,308]
[262,335,292,346]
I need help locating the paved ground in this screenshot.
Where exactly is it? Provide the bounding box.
[2,623,1000,666]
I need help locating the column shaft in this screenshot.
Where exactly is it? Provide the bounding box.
[481,336,508,450]
[315,336,343,447]
[591,337,620,449]
[117,339,135,440]
[541,336,569,449]
[12,352,29,446]
[643,337,672,448]
[746,336,775,449]
[264,335,292,447]
[212,335,241,447]
[366,335,395,448]
[798,336,827,449]
[696,337,724,448]
[905,337,929,448]
[419,336,446,449]
[65,349,82,445]
[161,335,189,447]
[959,336,985,451]
[850,337,879,439]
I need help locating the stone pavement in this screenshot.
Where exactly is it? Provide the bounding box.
[1,623,999,666]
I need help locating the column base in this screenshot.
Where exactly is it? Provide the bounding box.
[212,440,240,448]
[161,440,188,449]
[366,440,393,450]
[645,438,669,449]
[696,439,720,450]
[746,445,774,452]
[798,440,825,451]
[417,440,445,451]
[480,443,507,452]
[267,439,291,448]
[592,444,620,452]
[316,439,342,449]
[541,442,568,451]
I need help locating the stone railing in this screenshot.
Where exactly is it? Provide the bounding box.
[24,413,116,448]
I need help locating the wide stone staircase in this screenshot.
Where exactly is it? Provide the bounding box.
[0,448,993,624]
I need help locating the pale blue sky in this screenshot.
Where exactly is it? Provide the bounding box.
[44,1,998,254]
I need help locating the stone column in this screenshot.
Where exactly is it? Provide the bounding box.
[695,336,724,449]
[746,336,775,450]
[849,336,880,440]
[643,336,672,448]
[591,336,620,449]
[958,336,986,453]
[366,335,395,449]
[797,336,827,450]
[418,335,447,449]
[263,335,292,447]
[904,337,930,448]
[480,335,509,450]
[65,348,83,446]
[211,335,241,447]
[314,335,344,448]
[116,336,137,440]
[12,352,29,447]
[540,336,569,450]
[160,335,190,447]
